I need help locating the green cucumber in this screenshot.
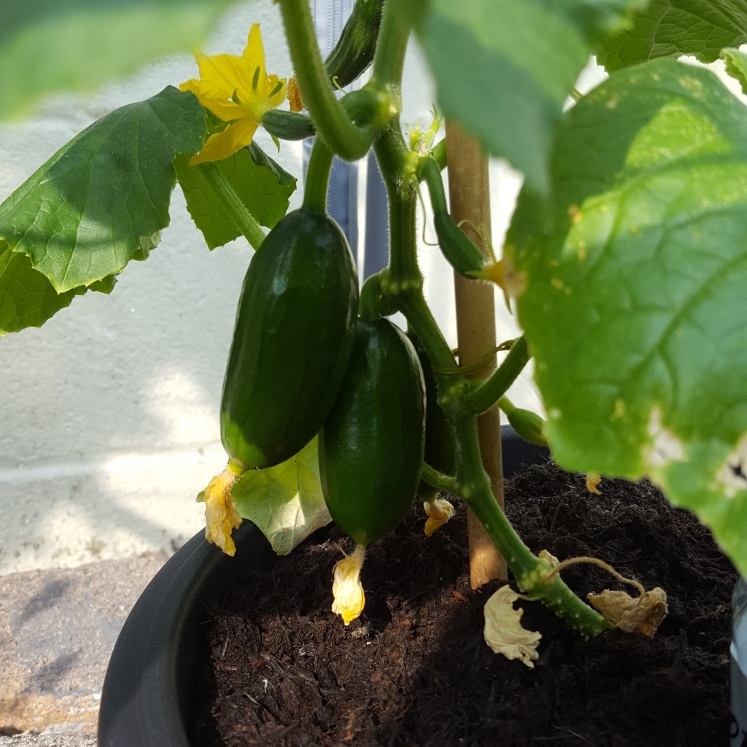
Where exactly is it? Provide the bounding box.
[320,319,426,546]
[221,209,358,470]
[262,110,315,141]
[324,0,384,88]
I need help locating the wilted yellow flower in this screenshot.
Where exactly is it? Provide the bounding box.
[332,545,366,625]
[483,585,542,668]
[586,473,602,494]
[180,24,287,165]
[424,497,455,536]
[287,76,303,113]
[203,467,243,556]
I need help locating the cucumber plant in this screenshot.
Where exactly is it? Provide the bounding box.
[3,0,747,645]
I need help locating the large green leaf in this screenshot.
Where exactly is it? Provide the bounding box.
[0,86,206,295]
[175,142,297,250]
[416,0,645,191]
[597,0,747,72]
[507,58,747,575]
[0,0,239,120]
[231,437,331,556]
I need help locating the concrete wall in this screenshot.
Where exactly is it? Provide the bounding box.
[1,0,559,575]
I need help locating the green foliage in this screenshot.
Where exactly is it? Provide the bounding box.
[231,437,331,556]
[0,0,239,120]
[597,0,747,72]
[416,0,644,191]
[507,58,747,576]
[722,47,747,95]
[175,142,297,250]
[0,87,205,303]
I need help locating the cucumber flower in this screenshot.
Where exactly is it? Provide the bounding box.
[203,465,243,556]
[332,545,366,625]
[423,496,455,536]
[180,23,286,165]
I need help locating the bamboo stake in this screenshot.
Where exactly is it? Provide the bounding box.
[445,120,506,588]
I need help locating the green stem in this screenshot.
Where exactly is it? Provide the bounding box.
[430,139,447,172]
[453,413,612,635]
[420,462,457,493]
[302,137,334,214]
[463,336,529,415]
[370,0,412,109]
[278,0,377,160]
[374,119,610,638]
[200,162,265,251]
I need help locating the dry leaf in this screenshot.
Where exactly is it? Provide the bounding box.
[588,587,668,636]
[484,585,542,668]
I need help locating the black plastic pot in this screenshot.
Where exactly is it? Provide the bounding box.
[97,426,549,747]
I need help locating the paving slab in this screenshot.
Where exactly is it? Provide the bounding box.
[0,554,168,736]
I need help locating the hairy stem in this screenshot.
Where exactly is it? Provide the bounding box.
[464,336,530,415]
[302,137,334,214]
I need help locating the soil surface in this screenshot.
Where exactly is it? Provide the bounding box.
[191,462,738,746]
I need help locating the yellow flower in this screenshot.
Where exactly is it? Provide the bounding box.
[332,545,366,625]
[287,76,303,113]
[203,466,243,556]
[423,497,455,536]
[180,24,287,165]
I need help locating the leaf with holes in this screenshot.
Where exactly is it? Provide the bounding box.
[506,58,747,576]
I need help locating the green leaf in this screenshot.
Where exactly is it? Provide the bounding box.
[0,0,240,120]
[722,47,747,96]
[416,0,644,191]
[507,58,747,576]
[0,241,117,335]
[0,86,206,294]
[175,142,297,250]
[231,437,332,556]
[597,0,747,72]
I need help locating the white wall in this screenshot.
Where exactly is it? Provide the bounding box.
[0,0,548,575]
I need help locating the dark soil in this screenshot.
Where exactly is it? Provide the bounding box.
[191,462,738,746]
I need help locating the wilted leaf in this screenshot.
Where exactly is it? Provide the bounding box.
[231,437,332,555]
[483,585,542,667]
[588,587,668,636]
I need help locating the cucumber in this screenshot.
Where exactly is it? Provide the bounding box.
[221,209,358,469]
[320,319,426,546]
[262,110,315,141]
[324,0,384,88]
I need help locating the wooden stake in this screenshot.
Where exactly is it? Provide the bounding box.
[445,120,507,588]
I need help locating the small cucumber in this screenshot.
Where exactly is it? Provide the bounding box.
[262,110,315,141]
[320,319,426,546]
[221,209,358,469]
[324,0,384,88]
[434,210,486,278]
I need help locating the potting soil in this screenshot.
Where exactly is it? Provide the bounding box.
[191,461,737,746]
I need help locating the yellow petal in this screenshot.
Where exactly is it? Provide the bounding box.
[586,473,602,494]
[423,497,455,537]
[195,50,256,102]
[203,466,243,556]
[266,75,287,109]
[287,76,303,112]
[243,24,266,88]
[332,545,366,625]
[189,118,259,165]
[483,585,542,668]
[180,78,245,122]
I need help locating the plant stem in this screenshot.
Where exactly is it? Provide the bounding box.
[278,0,377,160]
[302,137,334,215]
[370,0,411,110]
[464,336,529,415]
[374,120,611,638]
[199,162,266,251]
[420,462,457,493]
